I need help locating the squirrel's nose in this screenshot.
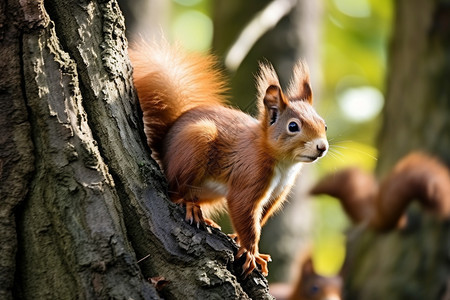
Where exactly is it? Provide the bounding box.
[316,142,328,156]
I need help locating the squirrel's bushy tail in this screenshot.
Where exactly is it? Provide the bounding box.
[129,41,228,160]
[374,152,450,230]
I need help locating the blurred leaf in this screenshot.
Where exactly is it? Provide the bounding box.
[311,196,349,275]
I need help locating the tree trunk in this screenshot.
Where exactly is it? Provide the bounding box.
[1,1,273,299]
[376,0,450,175]
[344,1,450,299]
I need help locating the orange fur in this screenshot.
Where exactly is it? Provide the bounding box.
[311,152,450,231]
[129,40,228,162]
[130,42,328,277]
[310,167,378,224]
[373,152,450,230]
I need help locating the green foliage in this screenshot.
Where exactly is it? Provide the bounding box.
[313,0,393,275]
[311,195,349,275]
[319,0,393,148]
[170,0,213,52]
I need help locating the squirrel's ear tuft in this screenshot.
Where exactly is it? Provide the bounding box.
[287,60,313,105]
[301,257,316,275]
[263,85,286,110]
[263,85,287,125]
[256,61,287,122]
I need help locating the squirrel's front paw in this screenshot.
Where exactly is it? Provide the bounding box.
[185,202,221,229]
[236,247,272,277]
[228,233,240,245]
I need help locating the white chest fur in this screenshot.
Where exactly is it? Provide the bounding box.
[260,162,303,208]
[197,162,302,206]
[197,179,228,200]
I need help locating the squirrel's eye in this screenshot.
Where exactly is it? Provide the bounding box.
[288,121,300,133]
[310,285,320,294]
[325,124,328,131]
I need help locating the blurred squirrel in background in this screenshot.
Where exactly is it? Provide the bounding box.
[311,152,450,231]
[129,41,328,276]
[270,248,342,300]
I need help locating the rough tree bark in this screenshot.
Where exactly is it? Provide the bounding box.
[344,1,450,299]
[0,1,273,299]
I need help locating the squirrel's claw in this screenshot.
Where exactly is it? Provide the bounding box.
[237,247,271,277]
[203,218,221,229]
[255,254,271,275]
[241,252,257,277]
[258,253,272,262]
[185,205,194,224]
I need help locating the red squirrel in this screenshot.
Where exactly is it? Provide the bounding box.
[129,41,328,276]
[311,152,450,231]
[270,249,342,300]
[288,254,342,300]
